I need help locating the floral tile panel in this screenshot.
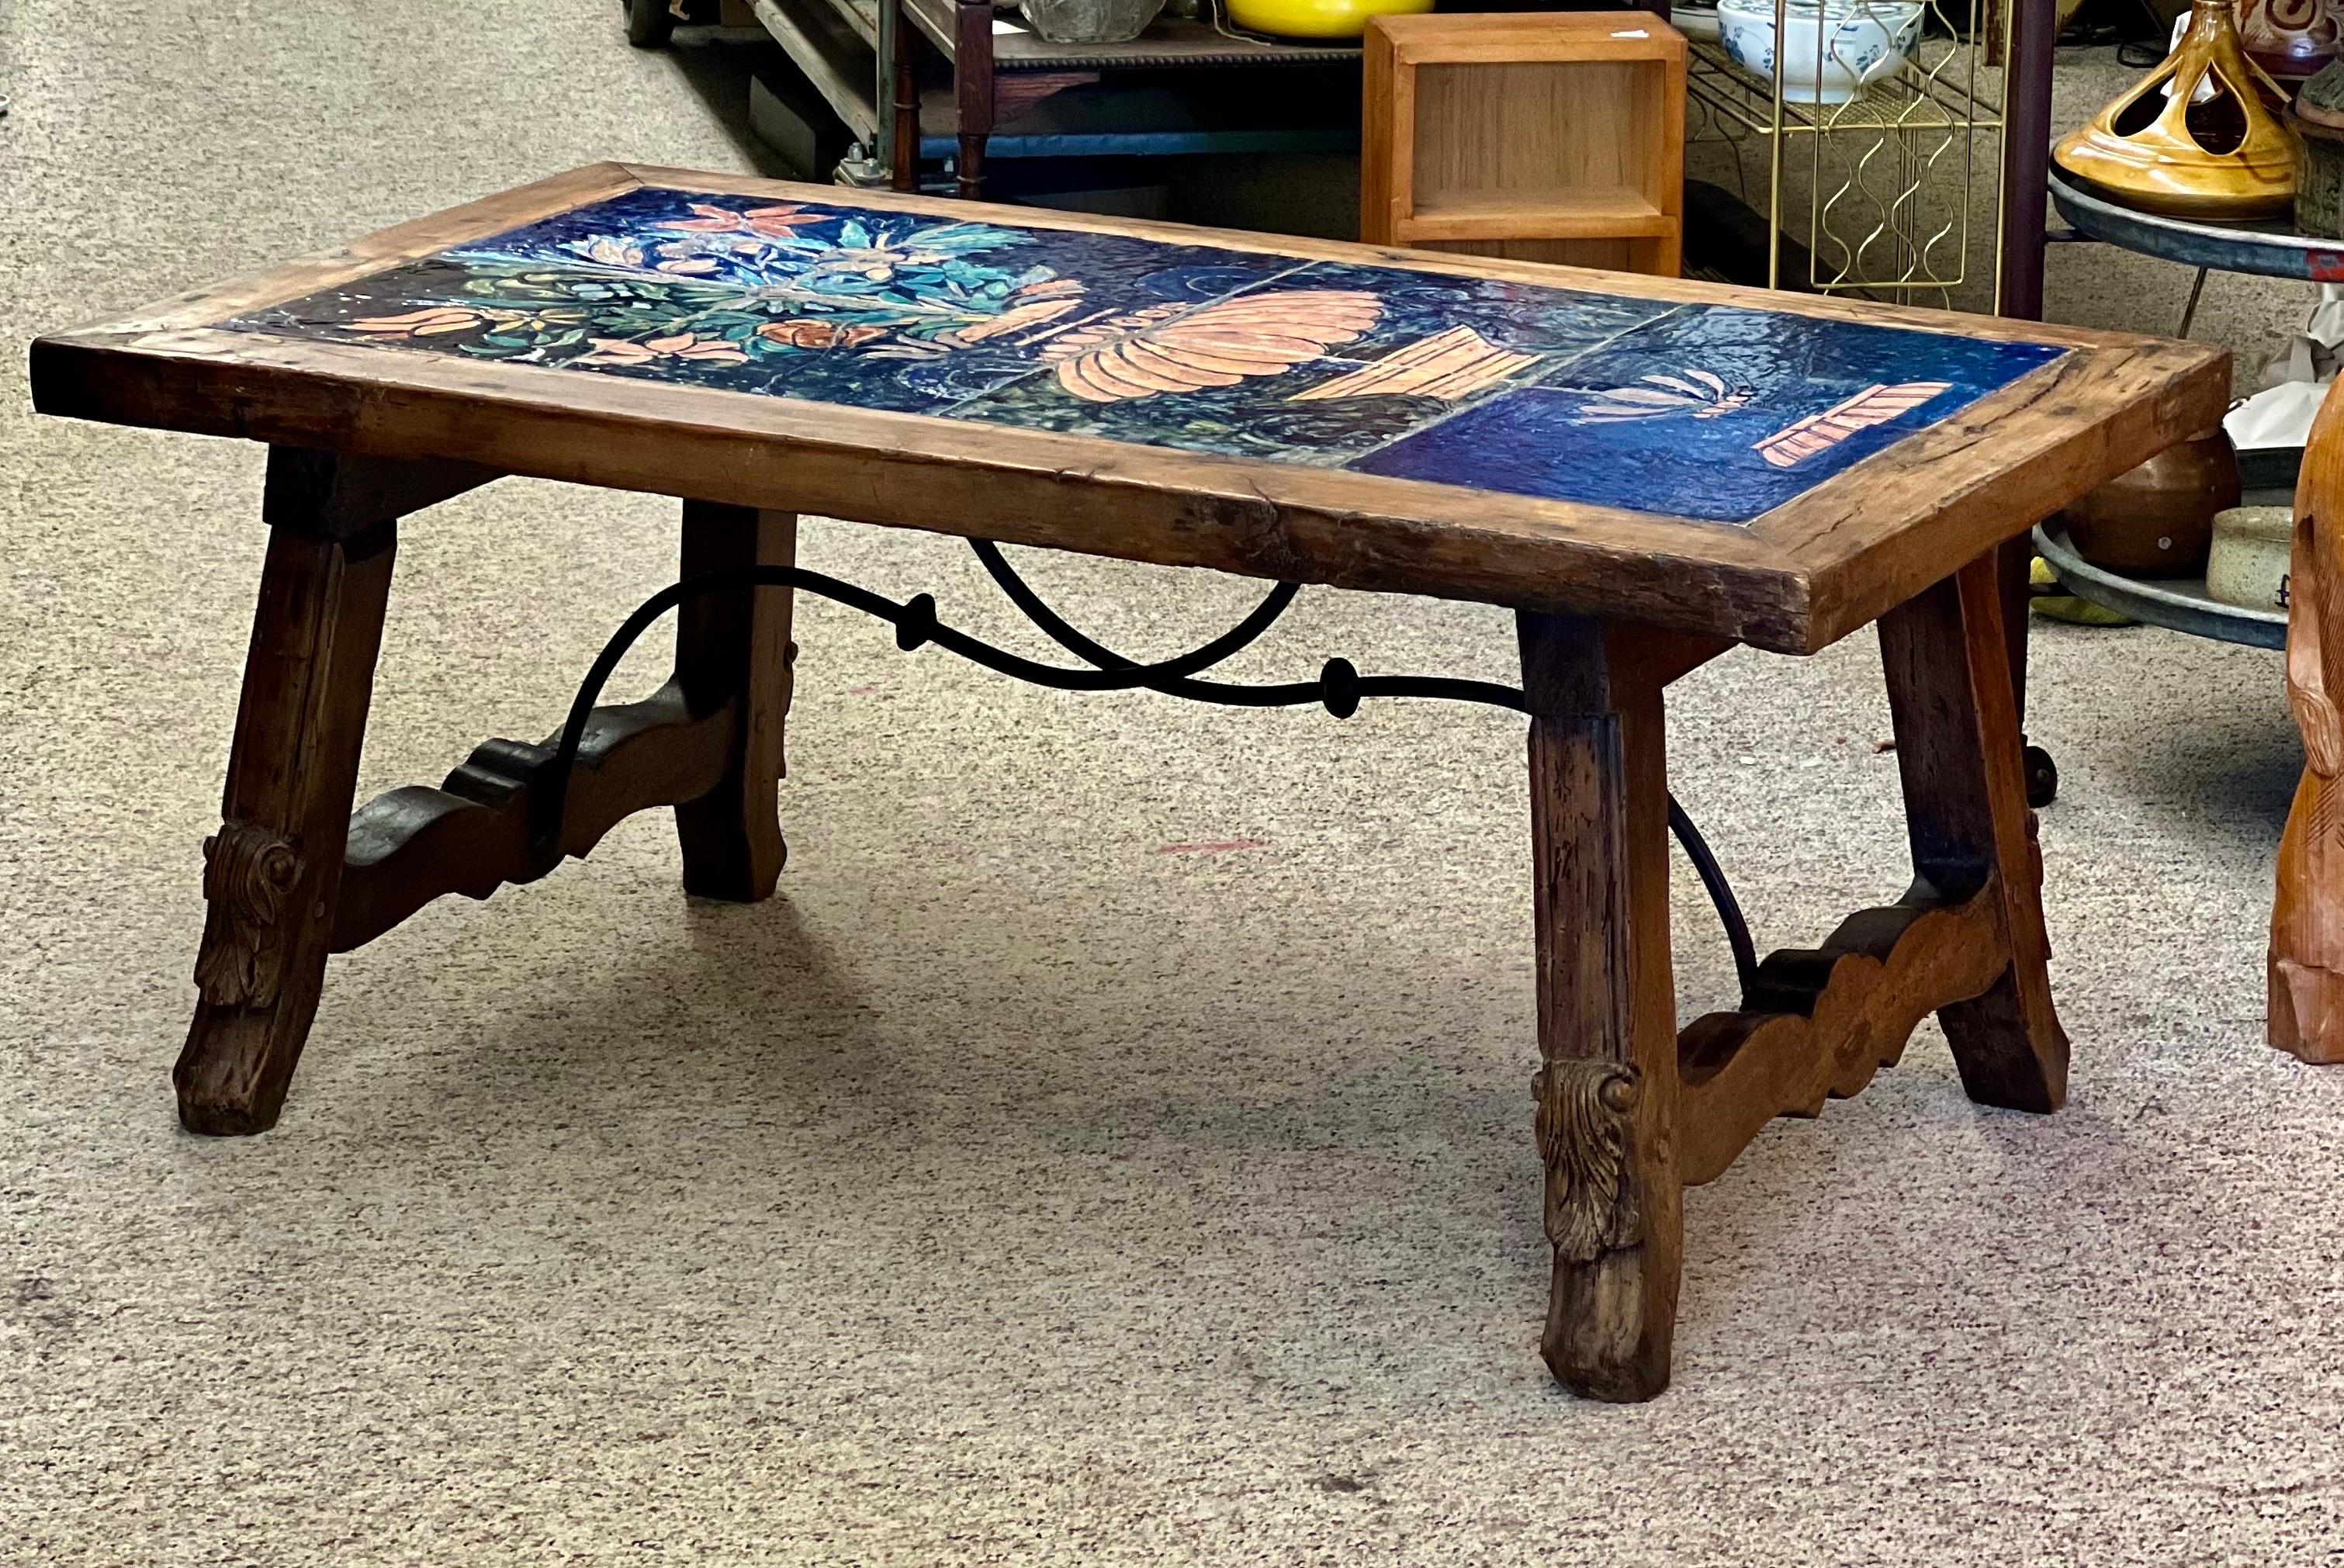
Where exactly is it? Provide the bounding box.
[226,185,2069,526]
[234,185,1307,414]
[950,355,1410,465]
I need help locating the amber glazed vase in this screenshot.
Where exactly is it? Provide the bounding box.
[2055,0,2300,220]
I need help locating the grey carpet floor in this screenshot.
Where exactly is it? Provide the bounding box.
[5,5,2344,1563]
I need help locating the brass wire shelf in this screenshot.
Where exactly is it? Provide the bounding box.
[1685,2,2009,304]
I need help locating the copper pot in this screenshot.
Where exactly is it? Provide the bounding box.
[2059,427,2241,577]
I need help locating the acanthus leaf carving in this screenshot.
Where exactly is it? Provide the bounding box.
[1533,1058,1643,1263]
[193,823,302,1009]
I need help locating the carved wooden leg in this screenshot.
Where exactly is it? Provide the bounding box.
[1519,611,1681,1404]
[1878,553,2068,1113]
[177,518,396,1135]
[673,501,796,902]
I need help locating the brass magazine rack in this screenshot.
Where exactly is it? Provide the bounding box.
[1686,0,2010,306]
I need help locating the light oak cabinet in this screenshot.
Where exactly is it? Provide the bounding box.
[1362,12,1687,276]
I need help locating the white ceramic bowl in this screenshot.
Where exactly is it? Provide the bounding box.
[1671,4,1723,42]
[1716,0,1925,104]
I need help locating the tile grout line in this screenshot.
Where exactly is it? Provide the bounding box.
[1331,302,1698,470]
[932,258,1324,421]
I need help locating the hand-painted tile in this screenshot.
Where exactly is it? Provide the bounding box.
[231,185,1302,415]
[223,186,2068,526]
[937,265,1664,457]
[1275,259,1681,362]
[947,351,1459,464]
[1349,305,2065,523]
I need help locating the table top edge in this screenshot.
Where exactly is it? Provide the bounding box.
[27,325,1823,650]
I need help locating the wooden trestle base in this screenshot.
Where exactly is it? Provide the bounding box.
[175,448,2065,1401]
[174,450,797,1135]
[1521,548,2063,1401]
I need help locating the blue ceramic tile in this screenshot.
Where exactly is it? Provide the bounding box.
[1349,306,2065,523]
[225,187,2067,524]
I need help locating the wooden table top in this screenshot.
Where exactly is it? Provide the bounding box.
[30,162,2225,654]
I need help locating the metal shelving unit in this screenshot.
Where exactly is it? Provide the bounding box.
[886,0,1359,196]
[734,0,1359,190]
[2035,524,2288,649]
[753,0,888,163]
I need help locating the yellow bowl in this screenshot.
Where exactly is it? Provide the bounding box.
[1224,0,1433,40]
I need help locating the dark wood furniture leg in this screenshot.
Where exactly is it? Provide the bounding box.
[332,493,803,949]
[954,0,994,199]
[178,460,805,1131]
[177,490,397,1133]
[1532,554,2065,1399]
[1996,531,2031,727]
[1878,552,2069,1111]
[176,448,495,1134]
[1673,551,2065,1193]
[1518,611,1683,1404]
[1994,0,2055,804]
[1995,0,2054,323]
[673,502,797,902]
[1995,532,2058,807]
[891,0,921,192]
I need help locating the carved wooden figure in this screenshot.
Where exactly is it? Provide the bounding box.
[2272,376,2344,1060]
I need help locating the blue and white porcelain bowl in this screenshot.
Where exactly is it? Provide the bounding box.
[1716,0,1925,103]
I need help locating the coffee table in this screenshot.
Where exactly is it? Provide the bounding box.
[30,164,2224,1400]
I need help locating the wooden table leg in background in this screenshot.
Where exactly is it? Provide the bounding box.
[1996,531,2033,725]
[1995,0,2055,807]
[1518,611,1683,1404]
[326,492,805,992]
[890,0,921,192]
[1994,0,2059,806]
[673,502,797,902]
[1878,553,2069,1111]
[1996,533,2059,807]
